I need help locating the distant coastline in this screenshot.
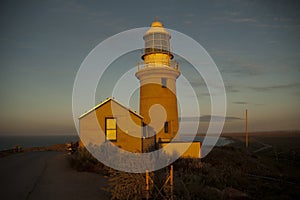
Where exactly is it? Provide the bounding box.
[0,135,79,151]
[0,130,298,152]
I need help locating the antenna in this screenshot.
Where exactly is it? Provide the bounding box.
[246,109,249,148]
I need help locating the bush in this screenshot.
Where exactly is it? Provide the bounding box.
[108,171,146,200]
[68,145,298,199]
[68,147,108,173]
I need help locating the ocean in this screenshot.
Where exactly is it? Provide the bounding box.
[0,135,79,151]
[0,135,232,151]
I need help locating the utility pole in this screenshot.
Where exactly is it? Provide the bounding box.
[246,109,249,148]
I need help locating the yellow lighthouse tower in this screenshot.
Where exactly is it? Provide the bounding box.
[136,19,180,142]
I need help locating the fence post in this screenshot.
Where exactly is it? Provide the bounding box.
[146,170,149,200]
[170,165,174,200]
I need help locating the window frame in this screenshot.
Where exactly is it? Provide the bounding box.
[164,121,169,133]
[105,117,117,141]
[161,78,167,88]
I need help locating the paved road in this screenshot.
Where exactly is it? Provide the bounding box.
[0,151,110,200]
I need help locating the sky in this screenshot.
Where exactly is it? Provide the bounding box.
[0,0,299,135]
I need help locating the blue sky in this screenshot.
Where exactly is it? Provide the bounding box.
[0,0,299,135]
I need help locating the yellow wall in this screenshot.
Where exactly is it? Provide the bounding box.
[79,100,143,153]
[136,66,180,142]
[140,83,178,139]
[160,142,201,158]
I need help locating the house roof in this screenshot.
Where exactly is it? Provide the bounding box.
[78,97,143,119]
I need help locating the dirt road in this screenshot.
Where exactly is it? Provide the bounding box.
[0,151,109,200]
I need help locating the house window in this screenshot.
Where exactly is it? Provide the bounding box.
[105,118,117,141]
[164,121,169,133]
[161,78,167,88]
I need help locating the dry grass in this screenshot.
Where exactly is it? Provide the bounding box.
[68,132,300,199]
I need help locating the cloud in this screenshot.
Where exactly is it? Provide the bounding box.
[221,59,263,76]
[226,85,239,93]
[228,18,257,23]
[209,8,258,25]
[50,1,118,27]
[179,116,200,122]
[224,116,243,121]
[185,13,195,17]
[188,81,206,88]
[268,40,278,44]
[232,102,265,106]
[270,53,300,72]
[252,15,300,30]
[219,51,300,78]
[180,115,243,122]
[212,51,266,77]
[212,10,300,31]
[255,23,300,29]
[232,101,247,105]
[249,82,300,92]
[224,11,240,16]
[254,103,265,106]
[212,16,257,24]
[184,20,192,24]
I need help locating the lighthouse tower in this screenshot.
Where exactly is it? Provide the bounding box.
[136,19,180,142]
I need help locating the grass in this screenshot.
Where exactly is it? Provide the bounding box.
[68,132,300,199]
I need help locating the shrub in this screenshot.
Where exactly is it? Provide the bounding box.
[68,147,106,173]
[108,171,146,200]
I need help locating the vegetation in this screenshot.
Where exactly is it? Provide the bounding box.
[69,135,300,200]
[68,147,111,174]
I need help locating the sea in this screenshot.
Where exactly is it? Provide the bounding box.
[0,134,232,151]
[0,135,79,151]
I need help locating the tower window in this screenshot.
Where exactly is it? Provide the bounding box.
[105,118,117,141]
[164,121,169,133]
[161,78,167,88]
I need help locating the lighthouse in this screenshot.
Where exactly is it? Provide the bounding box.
[79,18,201,157]
[136,19,180,142]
